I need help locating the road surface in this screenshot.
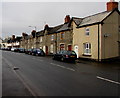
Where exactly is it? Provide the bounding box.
[2,50,120,96]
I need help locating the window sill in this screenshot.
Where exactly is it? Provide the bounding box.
[82,54,91,57]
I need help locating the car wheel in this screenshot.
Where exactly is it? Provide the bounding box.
[41,53,43,56]
[36,54,38,56]
[61,57,64,61]
[52,56,55,60]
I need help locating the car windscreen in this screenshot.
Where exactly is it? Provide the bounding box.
[36,49,41,52]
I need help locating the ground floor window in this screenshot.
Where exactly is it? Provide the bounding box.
[60,44,65,50]
[50,44,54,53]
[83,43,91,55]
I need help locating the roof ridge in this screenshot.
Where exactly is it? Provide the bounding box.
[83,11,111,19]
[72,17,83,19]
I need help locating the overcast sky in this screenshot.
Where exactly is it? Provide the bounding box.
[0,0,120,38]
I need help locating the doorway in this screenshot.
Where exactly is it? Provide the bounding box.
[74,45,79,58]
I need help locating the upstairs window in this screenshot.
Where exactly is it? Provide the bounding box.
[51,35,54,41]
[61,32,64,40]
[85,27,90,36]
[50,44,54,53]
[40,37,42,42]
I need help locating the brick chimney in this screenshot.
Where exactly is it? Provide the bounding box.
[12,35,15,40]
[44,24,49,30]
[22,33,28,37]
[64,15,70,23]
[107,0,118,11]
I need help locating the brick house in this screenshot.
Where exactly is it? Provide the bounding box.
[19,15,82,56]
[38,24,63,55]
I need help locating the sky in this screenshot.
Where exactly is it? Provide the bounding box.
[0,0,120,38]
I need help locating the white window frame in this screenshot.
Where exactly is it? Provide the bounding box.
[60,32,64,40]
[85,27,90,36]
[51,35,54,41]
[40,37,42,42]
[50,44,54,53]
[83,43,91,55]
[60,43,65,51]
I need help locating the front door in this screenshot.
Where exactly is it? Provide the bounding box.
[68,45,72,51]
[46,46,48,55]
[74,45,79,58]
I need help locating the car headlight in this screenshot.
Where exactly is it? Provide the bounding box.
[37,52,40,53]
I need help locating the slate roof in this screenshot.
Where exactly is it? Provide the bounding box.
[48,24,63,34]
[77,11,112,27]
[25,35,31,40]
[56,23,71,33]
[72,17,83,26]
[2,38,10,43]
[15,36,22,41]
[36,30,44,37]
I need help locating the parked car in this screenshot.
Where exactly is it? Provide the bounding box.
[27,49,33,55]
[18,48,25,53]
[31,48,45,56]
[1,47,11,51]
[6,47,11,51]
[53,50,77,62]
[11,48,17,52]
[25,49,29,54]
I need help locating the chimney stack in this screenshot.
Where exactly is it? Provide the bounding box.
[12,35,15,40]
[64,15,70,23]
[107,0,118,11]
[44,24,49,30]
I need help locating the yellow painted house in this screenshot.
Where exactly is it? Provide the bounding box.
[73,1,120,61]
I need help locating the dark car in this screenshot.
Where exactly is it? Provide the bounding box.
[53,50,77,62]
[18,48,25,53]
[6,47,11,51]
[31,48,45,56]
[25,49,29,54]
[2,47,11,51]
[27,49,33,55]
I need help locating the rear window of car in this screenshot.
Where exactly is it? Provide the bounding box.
[36,49,41,51]
[67,51,76,55]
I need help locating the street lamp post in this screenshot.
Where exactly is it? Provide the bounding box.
[28,26,37,48]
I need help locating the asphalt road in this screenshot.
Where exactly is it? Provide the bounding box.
[2,50,120,96]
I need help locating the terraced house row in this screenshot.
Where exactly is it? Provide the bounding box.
[14,0,120,61]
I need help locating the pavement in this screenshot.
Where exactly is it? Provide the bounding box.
[1,50,120,96]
